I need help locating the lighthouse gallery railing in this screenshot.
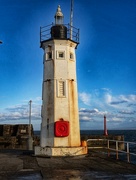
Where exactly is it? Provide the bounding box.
[40,23,79,44]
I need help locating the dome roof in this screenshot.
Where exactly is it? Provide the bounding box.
[55,5,63,17]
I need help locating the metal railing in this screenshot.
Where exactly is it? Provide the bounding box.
[40,23,79,44]
[87,139,136,164]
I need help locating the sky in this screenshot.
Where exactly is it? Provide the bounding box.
[0,0,136,130]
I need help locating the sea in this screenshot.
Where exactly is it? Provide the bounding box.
[34,130,136,164]
[34,129,136,142]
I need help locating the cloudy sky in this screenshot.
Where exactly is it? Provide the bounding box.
[0,0,136,130]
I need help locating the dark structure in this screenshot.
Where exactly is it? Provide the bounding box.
[0,124,34,149]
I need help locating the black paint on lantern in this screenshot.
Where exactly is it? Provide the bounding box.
[51,25,67,39]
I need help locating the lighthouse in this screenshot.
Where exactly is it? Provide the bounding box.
[35,5,87,156]
[104,115,108,136]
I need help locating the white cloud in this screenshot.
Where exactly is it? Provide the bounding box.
[79,92,91,106]
[35,96,42,101]
[111,117,123,122]
[94,108,99,113]
[105,94,136,107]
[118,110,136,115]
[78,89,136,129]
[22,96,42,104]
[80,115,92,121]
[1,90,136,130]
[104,93,112,104]
[79,108,108,122]
[0,103,41,123]
[101,88,111,92]
[79,108,99,114]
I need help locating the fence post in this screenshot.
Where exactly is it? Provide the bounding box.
[108,140,110,157]
[116,141,119,160]
[127,142,130,163]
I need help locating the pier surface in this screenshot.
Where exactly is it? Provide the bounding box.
[0,149,136,180]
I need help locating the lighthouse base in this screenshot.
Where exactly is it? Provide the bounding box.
[34,146,87,156]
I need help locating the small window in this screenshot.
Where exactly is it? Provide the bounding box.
[57,51,65,59]
[46,45,52,60]
[70,52,74,60]
[46,52,52,60]
[59,52,64,58]
[48,52,52,59]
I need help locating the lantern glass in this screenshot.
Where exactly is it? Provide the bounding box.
[54,5,64,25]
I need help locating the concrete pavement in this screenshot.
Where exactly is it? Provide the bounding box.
[0,149,136,180]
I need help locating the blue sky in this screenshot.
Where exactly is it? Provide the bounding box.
[0,0,136,130]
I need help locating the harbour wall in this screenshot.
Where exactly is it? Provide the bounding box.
[0,124,124,150]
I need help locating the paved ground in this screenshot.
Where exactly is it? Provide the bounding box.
[0,149,136,180]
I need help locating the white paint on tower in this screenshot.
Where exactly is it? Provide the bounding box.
[35,5,87,156]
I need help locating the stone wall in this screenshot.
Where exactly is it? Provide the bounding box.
[0,124,33,149]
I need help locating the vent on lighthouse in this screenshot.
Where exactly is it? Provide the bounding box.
[51,5,67,39]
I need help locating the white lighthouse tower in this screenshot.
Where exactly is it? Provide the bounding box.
[35,5,87,156]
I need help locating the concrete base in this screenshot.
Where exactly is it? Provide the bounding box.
[34,146,88,156]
